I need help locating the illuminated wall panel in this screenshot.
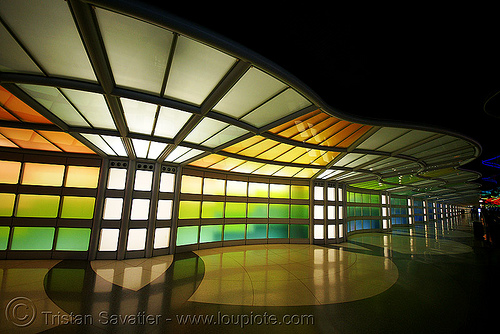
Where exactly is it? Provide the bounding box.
[270,184,289,199]
[200,225,223,243]
[0,160,21,184]
[246,224,267,239]
[269,204,289,218]
[201,201,224,219]
[176,226,199,246]
[180,175,202,194]
[223,224,245,241]
[107,168,127,190]
[153,227,170,249]
[102,198,124,220]
[21,163,65,186]
[225,202,246,218]
[226,180,247,197]
[134,170,153,191]
[178,201,201,219]
[127,228,147,251]
[290,204,309,219]
[0,193,15,216]
[55,228,91,251]
[159,172,175,192]
[16,194,60,218]
[290,224,309,238]
[268,224,288,238]
[60,196,95,219]
[291,185,309,200]
[203,178,225,195]
[248,182,268,198]
[98,228,120,251]
[10,226,55,250]
[247,203,268,218]
[65,166,99,188]
[156,199,173,220]
[0,226,9,250]
[130,199,150,220]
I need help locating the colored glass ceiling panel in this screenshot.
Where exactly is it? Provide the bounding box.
[0,106,18,121]
[37,131,95,154]
[0,86,51,124]
[268,109,322,135]
[0,133,17,148]
[0,127,60,151]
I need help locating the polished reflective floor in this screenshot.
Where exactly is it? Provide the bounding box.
[1,214,499,333]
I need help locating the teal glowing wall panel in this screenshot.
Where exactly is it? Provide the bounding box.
[55,228,91,251]
[269,204,289,218]
[268,224,288,238]
[223,224,245,241]
[270,184,289,199]
[200,225,223,243]
[10,226,55,250]
[0,226,9,250]
[247,203,268,218]
[290,224,309,238]
[201,201,224,219]
[290,204,309,219]
[246,224,267,239]
[16,194,60,218]
[225,202,246,218]
[291,185,309,200]
[60,196,96,219]
[176,226,199,246]
[0,193,15,216]
[178,201,201,219]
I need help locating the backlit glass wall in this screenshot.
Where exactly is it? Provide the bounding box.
[312,181,345,244]
[390,195,410,226]
[346,188,384,233]
[0,152,100,259]
[175,168,310,250]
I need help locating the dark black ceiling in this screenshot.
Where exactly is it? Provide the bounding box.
[133,1,500,188]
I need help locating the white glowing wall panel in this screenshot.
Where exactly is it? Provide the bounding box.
[103,198,123,220]
[126,228,147,251]
[107,168,127,190]
[98,228,120,251]
[130,199,150,220]
[134,170,153,191]
[153,227,170,249]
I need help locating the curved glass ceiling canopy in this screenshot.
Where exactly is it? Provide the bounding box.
[0,0,480,203]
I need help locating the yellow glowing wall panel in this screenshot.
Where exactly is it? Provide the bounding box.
[270,184,290,199]
[226,180,248,197]
[181,175,202,194]
[178,201,201,219]
[223,136,264,154]
[0,193,16,216]
[21,163,65,187]
[203,178,225,195]
[0,160,21,184]
[248,182,268,198]
[291,185,309,199]
[60,196,96,219]
[201,201,224,218]
[65,166,100,188]
[16,194,60,218]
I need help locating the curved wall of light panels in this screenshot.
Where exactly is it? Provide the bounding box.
[0,0,480,259]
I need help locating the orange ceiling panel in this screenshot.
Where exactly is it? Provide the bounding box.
[0,86,52,124]
[0,127,60,151]
[38,131,95,154]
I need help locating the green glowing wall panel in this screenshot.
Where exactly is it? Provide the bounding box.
[201,201,224,219]
[223,224,245,241]
[248,183,268,198]
[176,226,199,246]
[200,225,223,243]
[291,185,309,199]
[0,226,9,250]
[55,228,91,251]
[290,224,309,238]
[246,224,267,239]
[270,184,289,199]
[16,194,60,218]
[268,224,288,238]
[247,203,268,218]
[225,202,247,218]
[60,196,96,219]
[10,226,55,250]
[0,193,15,216]
[290,204,309,219]
[178,201,201,219]
[269,204,289,218]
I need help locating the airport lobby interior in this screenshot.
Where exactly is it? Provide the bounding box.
[1,1,500,333]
